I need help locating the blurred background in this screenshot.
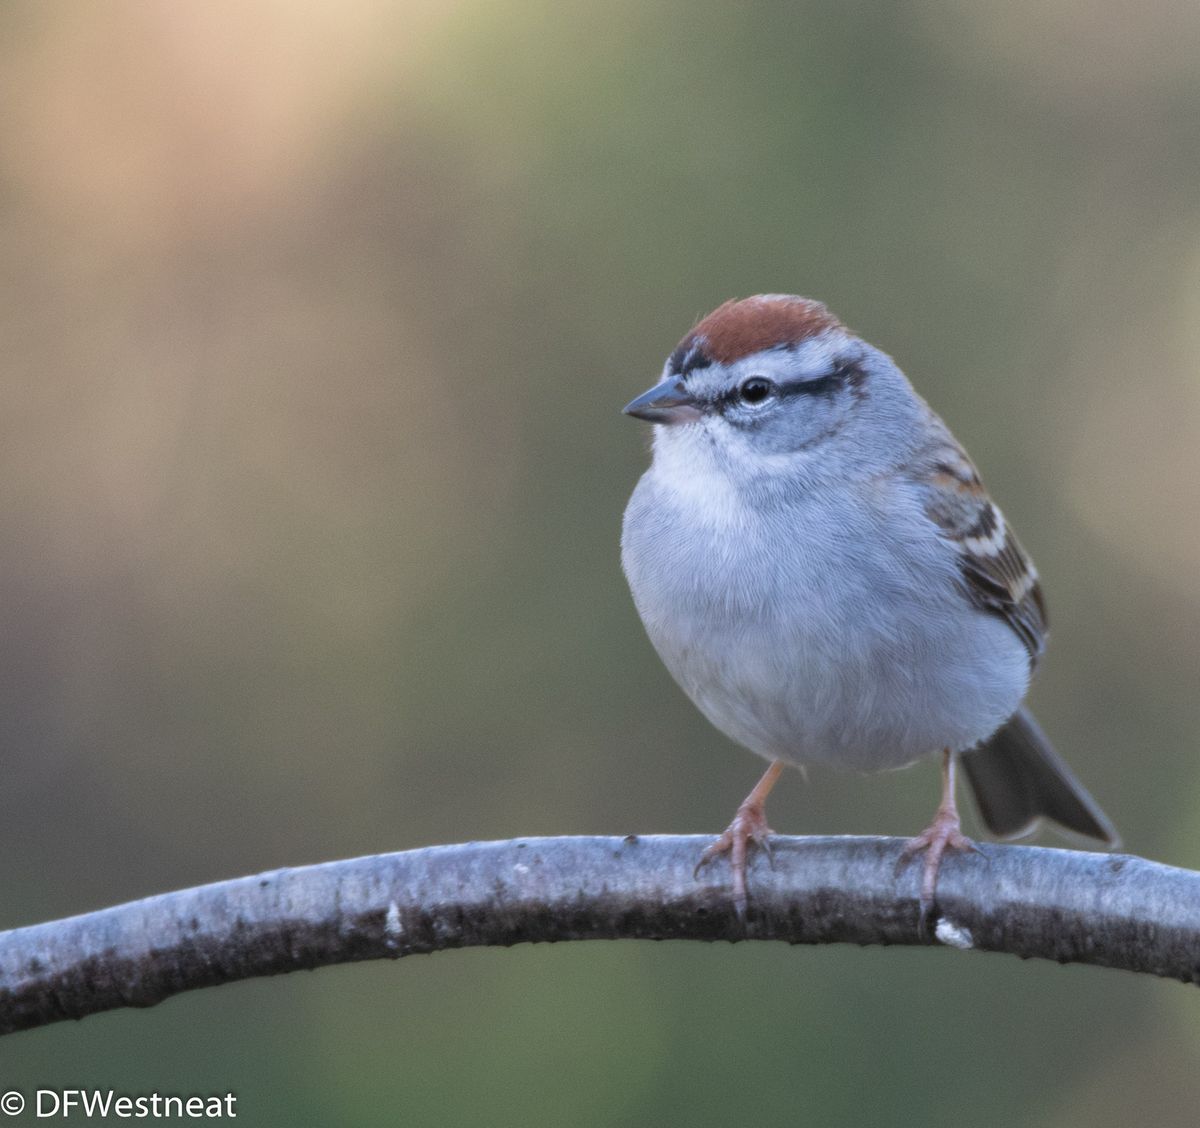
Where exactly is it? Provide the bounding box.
[2,0,1199,1124]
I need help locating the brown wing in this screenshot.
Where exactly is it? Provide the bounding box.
[910,425,1047,666]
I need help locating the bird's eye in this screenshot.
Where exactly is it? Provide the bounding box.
[738,377,775,405]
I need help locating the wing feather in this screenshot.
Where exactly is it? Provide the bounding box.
[906,418,1047,666]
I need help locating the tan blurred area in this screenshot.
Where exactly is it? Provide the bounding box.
[3,3,1200,1126]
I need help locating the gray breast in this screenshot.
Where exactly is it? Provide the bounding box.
[622,470,1030,772]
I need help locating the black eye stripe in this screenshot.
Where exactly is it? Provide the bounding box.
[713,361,856,411]
[776,362,854,399]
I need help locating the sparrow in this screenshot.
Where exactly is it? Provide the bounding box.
[620,294,1118,920]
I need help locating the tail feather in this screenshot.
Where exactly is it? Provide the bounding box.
[960,707,1119,847]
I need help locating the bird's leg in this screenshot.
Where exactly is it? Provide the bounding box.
[695,760,785,919]
[896,749,979,923]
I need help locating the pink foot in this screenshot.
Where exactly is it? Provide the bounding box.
[695,801,775,920]
[896,808,979,924]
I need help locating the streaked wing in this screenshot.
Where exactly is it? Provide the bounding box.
[908,421,1047,665]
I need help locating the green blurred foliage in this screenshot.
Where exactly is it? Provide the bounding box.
[1,0,1200,1124]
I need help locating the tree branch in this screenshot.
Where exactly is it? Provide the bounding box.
[1,835,1196,1035]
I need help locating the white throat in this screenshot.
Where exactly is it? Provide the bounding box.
[650,421,748,528]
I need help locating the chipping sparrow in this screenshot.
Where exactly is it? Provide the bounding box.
[620,295,1118,919]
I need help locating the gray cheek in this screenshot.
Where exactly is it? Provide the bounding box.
[741,396,846,457]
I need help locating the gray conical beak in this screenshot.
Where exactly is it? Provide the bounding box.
[622,379,702,424]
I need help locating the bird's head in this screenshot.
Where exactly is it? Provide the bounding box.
[624,295,924,492]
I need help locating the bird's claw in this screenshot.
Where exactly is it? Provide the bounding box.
[895,809,979,932]
[694,802,775,920]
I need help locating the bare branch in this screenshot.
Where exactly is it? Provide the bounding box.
[1,835,1197,1034]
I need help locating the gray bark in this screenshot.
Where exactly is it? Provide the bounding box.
[1,835,1196,1035]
